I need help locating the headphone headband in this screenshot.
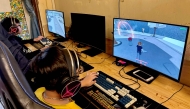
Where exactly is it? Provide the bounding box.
[9,17,19,34]
[64,48,75,77]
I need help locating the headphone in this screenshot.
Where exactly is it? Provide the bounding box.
[55,48,82,98]
[9,17,19,35]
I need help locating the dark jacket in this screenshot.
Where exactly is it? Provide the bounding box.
[0,23,40,73]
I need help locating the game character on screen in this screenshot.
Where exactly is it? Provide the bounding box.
[31,46,98,109]
[136,41,143,60]
[142,28,145,33]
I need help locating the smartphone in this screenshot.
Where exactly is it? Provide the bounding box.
[133,70,154,82]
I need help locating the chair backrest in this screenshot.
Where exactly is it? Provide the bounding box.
[0,41,53,109]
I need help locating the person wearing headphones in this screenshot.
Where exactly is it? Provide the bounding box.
[0,17,48,60]
[31,46,98,109]
[0,17,49,72]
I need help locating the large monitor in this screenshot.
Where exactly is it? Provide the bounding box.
[69,13,106,56]
[46,10,66,42]
[113,18,189,81]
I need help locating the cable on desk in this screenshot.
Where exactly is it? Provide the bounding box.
[66,40,75,48]
[154,84,184,109]
[118,66,141,90]
[88,55,112,64]
[69,41,88,59]
[77,51,88,59]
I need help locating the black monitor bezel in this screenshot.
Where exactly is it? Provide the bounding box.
[45,9,66,38]
[113,18,189,81]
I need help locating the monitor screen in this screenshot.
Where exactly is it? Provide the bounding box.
[113,18,189,81]
[46,10,66,38]
[69,13,106,53]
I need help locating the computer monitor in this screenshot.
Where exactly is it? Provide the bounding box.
[69,13,106,57]
[46,10,67,42]
[113,18,189,81]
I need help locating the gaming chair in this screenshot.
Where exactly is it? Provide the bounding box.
[0,40,53,109]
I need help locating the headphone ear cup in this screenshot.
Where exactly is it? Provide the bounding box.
[56,77,70,94]
[61,80,81,98]
[9,25,19,34]
[9,17,19,34]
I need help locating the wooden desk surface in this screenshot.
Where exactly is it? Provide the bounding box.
[27,37,190,109]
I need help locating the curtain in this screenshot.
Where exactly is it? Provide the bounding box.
[22,0,40,38]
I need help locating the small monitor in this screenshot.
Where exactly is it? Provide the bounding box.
[113,18,189,81]
[46,10,66,41]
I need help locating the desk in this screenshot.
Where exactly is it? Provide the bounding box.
[27,37,190,109]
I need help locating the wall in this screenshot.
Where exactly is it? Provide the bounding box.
[0,0,11,12]
[54,0,190,86]
[55,0,118,41]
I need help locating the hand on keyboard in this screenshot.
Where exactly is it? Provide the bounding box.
[34,36,44,42]
[80,72,99,87]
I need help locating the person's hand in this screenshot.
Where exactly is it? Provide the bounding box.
[40,45,49,51]
[33,36,44,42]
[80,72,98,87]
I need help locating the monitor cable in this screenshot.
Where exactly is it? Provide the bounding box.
[67,40,88,59]
[118,65,141,90]
[154,84,184,109]
[77,52,88,59]
[88,55,112,64]
[66,40,75,48]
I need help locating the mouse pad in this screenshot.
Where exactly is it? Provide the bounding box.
[80,60,94,72]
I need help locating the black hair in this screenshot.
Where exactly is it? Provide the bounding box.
[31,46,70,92]
[1,17,20,32]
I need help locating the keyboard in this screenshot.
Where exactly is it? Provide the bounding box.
[93,72,136,108]
[79,71,168,109]
[40,38,52,46]
[31,38,65,50]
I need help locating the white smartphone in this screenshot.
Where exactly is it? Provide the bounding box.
[133,70,154,82]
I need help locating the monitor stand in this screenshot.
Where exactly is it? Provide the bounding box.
[52,34,68,42]
[81,48,102,57]
[126,67,159,84]
[53,37,68,42]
